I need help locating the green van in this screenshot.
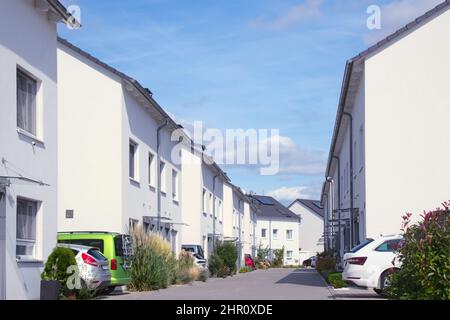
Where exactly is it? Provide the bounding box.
[58,232,132,293]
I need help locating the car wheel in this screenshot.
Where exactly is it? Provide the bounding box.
[378,269,396,296]
[101,286,116,295]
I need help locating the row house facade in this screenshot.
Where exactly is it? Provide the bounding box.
[0,0,78,300]
[321,1,450,262]
[57,38,184,253]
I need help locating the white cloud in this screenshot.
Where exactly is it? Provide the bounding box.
[249,0,323,30]
[267,186,312,203]
[363,0,443,45]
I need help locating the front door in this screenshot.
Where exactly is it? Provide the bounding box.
[0,192,6,300]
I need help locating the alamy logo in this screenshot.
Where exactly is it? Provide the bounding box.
[367,5,381,30]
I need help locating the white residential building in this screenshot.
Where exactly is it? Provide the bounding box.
[180,146,229,257]
[321,2,450,261]
[250,195,301,266]
[0,0,77,300]
[57,38,185,254]
[288,199,324,264]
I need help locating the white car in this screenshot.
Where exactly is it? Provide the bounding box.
[342,235,403,295]
[310,256,317,268]
[58,244,111,292]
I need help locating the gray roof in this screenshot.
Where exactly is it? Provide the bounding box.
[249,195,300,220]
[45,0,81,28]
[322,1,450,203]
[290,199,324,218]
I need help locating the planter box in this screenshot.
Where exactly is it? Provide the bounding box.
[40,280,60,300]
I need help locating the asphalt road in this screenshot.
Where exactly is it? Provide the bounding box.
[100,268,336,300]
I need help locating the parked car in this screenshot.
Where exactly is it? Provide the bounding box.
[342,235,403,295]
[192,253,208,270]
[302,256,316,267]
[245,254,256,270]
[57,243,111,292]
[182,244,205,259]
[58,232,133,294]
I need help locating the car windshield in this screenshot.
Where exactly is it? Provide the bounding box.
[350,238,374,253]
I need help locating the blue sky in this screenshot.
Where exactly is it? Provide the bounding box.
[59,0,443,204]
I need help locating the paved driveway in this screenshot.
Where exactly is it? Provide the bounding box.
[99,268,335,300]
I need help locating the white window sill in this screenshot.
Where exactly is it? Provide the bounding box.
[149,184,156,191]
[16,257,43,264]
[17,128,44,145]
[173,199,179,205]
[161,191,167,197]
[129,177,140,186]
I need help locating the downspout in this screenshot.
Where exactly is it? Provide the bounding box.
[156,119,169,231]
[238,198,244,271]
[212,173,220,251]
[343,112,355,247]
[332,155,342,258]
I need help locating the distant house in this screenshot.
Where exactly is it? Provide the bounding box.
[288,199,324,264]
[0,0,78,300]
[320,2,450,261]
[249,195,301,266]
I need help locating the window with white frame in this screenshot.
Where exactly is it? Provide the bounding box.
[148,152,155,186]
[218,200,223,221]
[286,250,293,260]
[160,161,166,193]
[129,140,138,180]
[172,169,179,200]
[17,69,38,136]
[16,198,38,260]
[209,193,213,215]
[273,229,279,239]
[203,189,207,214]
[286,229,293,240]
[261,228,267,238]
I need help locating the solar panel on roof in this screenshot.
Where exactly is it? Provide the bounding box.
[258,197,275,205]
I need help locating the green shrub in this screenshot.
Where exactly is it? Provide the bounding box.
[316,256,336,277]
[255,244,270,265]
[239,266,252,273]
[327,273,347,289]
[197,269,209,282]
[387,204,450,300]
[208,253,225,277]
[128,226,177,291]
[272,247,285,267]
[41,247,77,298]
[215,241,238,275]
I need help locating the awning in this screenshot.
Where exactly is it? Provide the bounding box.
[142,216,189,226]
[0,176,49,187]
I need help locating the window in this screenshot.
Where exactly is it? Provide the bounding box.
[160,161,166,193]
[218,200,223,222]
[148,153,155,186]
[172,170,179,200]
[16,198,38,259]
[203,189,207,214]
[129,140,138,180]
[59,239,104,253]
[261,228,267,238]
[273,229,278,239]
[17,69,37,136]
[286,229,293,240]
[209,193,213,215]
[286,251,293,260]
[375,239,402,252]
[350,238,374,253]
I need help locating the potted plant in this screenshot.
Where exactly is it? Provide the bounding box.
[40,247,77,300]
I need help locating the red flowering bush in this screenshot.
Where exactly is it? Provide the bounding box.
[387,202,450,300]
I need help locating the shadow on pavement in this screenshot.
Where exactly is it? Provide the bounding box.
[275,269,325,287]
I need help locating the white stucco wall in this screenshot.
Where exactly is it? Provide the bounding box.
[288,201,324,263]
[58,41,183,253]
[364,7,450,237]
[256,217,300,265]
[0,0,59,300]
